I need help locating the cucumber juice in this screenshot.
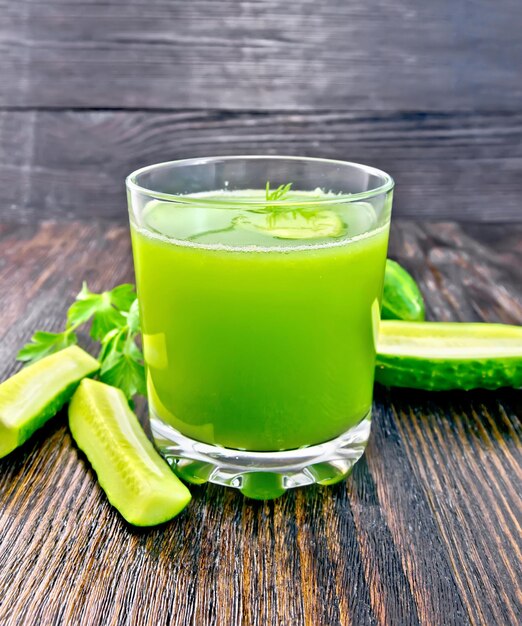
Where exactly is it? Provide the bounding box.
[131,189,389,451]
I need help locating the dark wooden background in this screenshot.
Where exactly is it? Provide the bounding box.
[0,2,521,625]
[1,0,522,223]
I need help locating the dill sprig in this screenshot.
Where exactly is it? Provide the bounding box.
[265,181,293,202]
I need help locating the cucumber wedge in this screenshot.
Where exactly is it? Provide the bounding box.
[235,209,345,240]
[0,346,99,458]
[382,260,425,321]
[69,379,191,526]
[376,321,522,391]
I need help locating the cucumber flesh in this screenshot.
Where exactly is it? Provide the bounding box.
[376,321,522,390]
[381,259,425,321]
[234,209,345,240]
[0,346,99,458]
[68,378,191,526]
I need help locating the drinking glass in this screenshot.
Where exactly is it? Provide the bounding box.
[126,156,394,499]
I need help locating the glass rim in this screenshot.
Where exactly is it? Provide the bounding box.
[126,155,395,207]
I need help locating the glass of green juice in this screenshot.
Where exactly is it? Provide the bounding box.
[126,156,394,499]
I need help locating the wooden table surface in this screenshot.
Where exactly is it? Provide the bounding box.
[0,219,520,626]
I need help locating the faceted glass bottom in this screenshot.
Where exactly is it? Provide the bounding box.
[151,412,371,500]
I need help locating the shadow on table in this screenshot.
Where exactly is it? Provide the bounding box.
[375,383,522,444]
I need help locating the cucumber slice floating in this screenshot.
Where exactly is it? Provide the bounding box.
[69,379,191,526]
[381,260,425,321]
[143,200,234,240]
[376,321,522,391]
[0,346,99,458]
[235,209,345,240]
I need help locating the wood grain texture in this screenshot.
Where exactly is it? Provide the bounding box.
[0,220,521,626]
[1,110,522,223]
[1,0,522,110]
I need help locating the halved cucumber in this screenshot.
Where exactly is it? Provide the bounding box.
[381,260,425,321]
[376,320,522,390]
[235,209,345,240]
[0,345,99,458]
[69,379,191,526]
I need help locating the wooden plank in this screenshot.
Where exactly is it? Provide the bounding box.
[391,390,522,625]
[384,221,522,624]
[1,0,521,110]
[0,220,521,625]
[1,110,522,222]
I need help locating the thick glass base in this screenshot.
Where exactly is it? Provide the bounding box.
[151,412,371,500]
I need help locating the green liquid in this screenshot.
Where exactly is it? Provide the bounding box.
[131,191,389,451]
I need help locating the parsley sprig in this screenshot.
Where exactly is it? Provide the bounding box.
[17,283,145,401]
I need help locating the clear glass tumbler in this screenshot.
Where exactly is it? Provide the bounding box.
[126,156,393,499]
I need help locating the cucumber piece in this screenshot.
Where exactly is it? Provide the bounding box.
[235,209,345,240]
[143,200,234,240]
[69,379,191,526]
[381,259,425,321]
[376,321,522,391]
[0,346,99,458]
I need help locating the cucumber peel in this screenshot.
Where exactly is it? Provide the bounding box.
[69,379,191,526]
[376,321,522,390]
[381,259,425,321]
[0,345,99,458]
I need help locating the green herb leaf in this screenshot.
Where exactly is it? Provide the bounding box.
[107,284,137,312]
[67,282,136,341]
[17,281,144,401]
[17,330,77,364]
[265,181,293,202]
[98,328,124,362]
[127,340,144,362]
[97,298,145,400]
[124,299,141,334]
[66,283,101,328]
[90,306,127,342]
[99,351,146,399]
